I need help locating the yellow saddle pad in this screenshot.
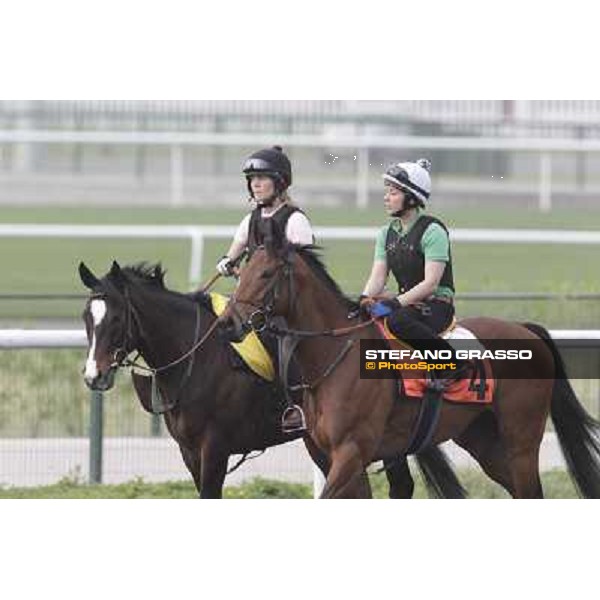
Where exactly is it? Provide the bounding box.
[209,292,275,382]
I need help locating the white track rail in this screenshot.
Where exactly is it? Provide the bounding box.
[3,224,600,285]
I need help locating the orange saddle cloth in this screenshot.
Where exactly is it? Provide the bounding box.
[402,368,495,404]
[375,319,496,405]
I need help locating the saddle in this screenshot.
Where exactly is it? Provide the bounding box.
[372,318,496,454]
[377,318,495,405]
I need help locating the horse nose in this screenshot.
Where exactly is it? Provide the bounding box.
[219,314,244,343]
[83,373,100,390]
[83,369,115,391]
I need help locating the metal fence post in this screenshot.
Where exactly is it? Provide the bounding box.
[89,390,104,484]
[150,414,162,437]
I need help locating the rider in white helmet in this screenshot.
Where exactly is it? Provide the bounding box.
[360,158,467,385]
[215,146,314,277]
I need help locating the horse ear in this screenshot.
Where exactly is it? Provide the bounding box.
[79,262,100,290]
[110,260,122,276]
[153,265,164,285]
[109,260,126,291]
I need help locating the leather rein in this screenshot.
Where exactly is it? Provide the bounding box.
[228,252,375,399]
[92,288,220,413]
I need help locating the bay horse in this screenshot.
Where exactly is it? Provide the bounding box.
[79,260,465,499]
[220,231,600,498]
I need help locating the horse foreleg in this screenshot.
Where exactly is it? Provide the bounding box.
[197,432,229,499]
[303,435,330,478]
[320,442,372,499]
[307,435,409,499]
[179,445,203,496]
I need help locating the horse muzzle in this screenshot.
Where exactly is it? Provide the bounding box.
[84,366,117,392]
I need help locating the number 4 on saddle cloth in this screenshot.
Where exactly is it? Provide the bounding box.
[373,317,496,454]
[376,317,496,405]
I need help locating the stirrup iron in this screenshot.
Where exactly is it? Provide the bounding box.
[281,405,307,433]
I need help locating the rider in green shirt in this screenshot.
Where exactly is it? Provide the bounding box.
[361,158,466,383]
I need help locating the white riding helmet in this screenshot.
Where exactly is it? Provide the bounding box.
[383,158,432,204]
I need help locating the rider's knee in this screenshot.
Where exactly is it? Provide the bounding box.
[388,308,412,329]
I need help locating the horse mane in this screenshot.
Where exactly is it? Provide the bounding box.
[261,218,355,310]
[292,245,355,310]
[106,261,213,310]
[121,262,167,287]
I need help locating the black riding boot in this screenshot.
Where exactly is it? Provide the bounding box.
[387,304,469,388]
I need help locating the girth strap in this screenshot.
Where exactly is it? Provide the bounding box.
[468,359,487,400]
[404,377,444,455]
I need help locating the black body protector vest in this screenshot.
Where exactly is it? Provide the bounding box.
[385,215,454,295]
[247,204,308,257]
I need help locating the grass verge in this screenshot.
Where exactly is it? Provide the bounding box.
[0,469,579,499]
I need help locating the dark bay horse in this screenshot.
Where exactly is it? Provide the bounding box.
[79,261,465,498]
[221,236,600,499]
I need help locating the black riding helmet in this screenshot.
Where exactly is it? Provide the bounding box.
[242,146,292,203]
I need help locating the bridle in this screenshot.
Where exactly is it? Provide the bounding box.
[90,289,137,370]
[87,287,220,413]
[229,249,296,336]
[227,247,376,403]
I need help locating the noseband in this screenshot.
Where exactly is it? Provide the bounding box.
[87,286,219,414]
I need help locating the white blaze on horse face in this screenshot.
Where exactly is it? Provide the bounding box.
[84,299,107,381]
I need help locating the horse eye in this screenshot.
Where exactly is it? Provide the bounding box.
[261,269,274,279]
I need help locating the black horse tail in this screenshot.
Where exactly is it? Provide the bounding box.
[415,446,468,499]
[524,322,600,498]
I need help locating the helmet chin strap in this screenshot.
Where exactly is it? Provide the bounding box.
[391,206,411,218]
[255,192,279,207]
[391,191,423,218]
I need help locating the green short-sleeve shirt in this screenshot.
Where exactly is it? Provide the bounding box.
[373,211,454,298]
